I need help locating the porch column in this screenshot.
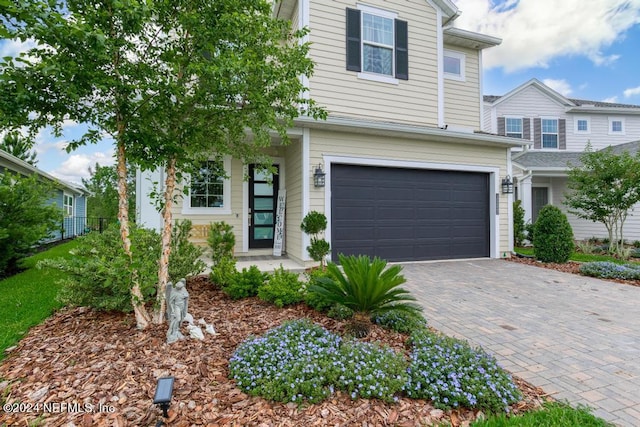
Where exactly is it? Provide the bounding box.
[520,173,533,225]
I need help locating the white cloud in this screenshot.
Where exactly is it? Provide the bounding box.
[623,86,640,98]
[542,78,573,96]
[453,0,640,72]
[602,96,619,103]
[49,150,116,185]
[0,38,37,58]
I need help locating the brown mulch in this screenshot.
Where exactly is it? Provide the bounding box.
[506,255,640,287]
[0,276,550,427]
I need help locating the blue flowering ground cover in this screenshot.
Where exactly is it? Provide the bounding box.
[579,261,640,280]
[229,319,521,412]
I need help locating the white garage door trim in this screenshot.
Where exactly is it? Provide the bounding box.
[322,155,501,261]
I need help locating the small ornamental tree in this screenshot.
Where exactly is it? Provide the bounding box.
[564,145,640,256]
[533,205,574,263]
[301,211,330,267]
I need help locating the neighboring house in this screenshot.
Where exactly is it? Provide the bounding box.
[0,148,89,242]
[483,78,640,241]
[138,0,525,266]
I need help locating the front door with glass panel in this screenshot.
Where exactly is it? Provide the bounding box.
[249,164,279,249]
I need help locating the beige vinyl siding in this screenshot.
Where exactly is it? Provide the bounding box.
[308,129,511,254]
[290,1,299,30]
[443,46,481,129]
[283,140,304,263]
[308,0,439,126]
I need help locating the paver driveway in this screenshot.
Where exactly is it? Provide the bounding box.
[399,259,640,427]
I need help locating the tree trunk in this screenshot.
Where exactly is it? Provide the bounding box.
[153,155,177,324]
[116,135,151,329]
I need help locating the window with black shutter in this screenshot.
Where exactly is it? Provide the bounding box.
[345,7,408,81]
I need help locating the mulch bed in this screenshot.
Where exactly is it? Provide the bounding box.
[506,255,640,287]
[1,276,549,427]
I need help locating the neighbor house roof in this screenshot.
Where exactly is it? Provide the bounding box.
[0,149,87,195]
[513,140,640,172]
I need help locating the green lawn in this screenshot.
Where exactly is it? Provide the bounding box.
[471,402,613,427]
[514,247,639,265]
[0,240,79,359]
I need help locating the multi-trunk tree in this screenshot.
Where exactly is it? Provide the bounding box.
[1,0,325,329]
[564,144,640,256]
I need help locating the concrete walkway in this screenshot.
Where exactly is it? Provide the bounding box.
[399,259,640,426]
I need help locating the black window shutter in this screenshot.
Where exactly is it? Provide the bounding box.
[559,119,566,149]
[346,8,361,72]
[533,118,541,149]
[395,19,408,80]
[497,117,505,136]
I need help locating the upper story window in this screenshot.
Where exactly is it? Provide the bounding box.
[541,119,558,148]
[183,158,231,215]
[443,50,466,81]
[63,194,74,217]
[609,117,625,135]
[506,117,523,138]
[574,116,590,133]
[346,5,408,84]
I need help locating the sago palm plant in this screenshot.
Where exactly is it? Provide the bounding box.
[308,254,422,337]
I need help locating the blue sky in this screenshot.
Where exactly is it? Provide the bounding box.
[2,0,640,185]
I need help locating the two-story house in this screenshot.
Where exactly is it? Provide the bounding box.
[484,78,640,241]
[138,0,525,266]
[0,148,89,242]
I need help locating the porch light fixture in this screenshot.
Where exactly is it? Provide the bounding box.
[313,163,326,188]
[153,376,175,425]
[501,175,514,194]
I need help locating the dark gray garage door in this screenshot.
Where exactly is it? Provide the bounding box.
[331,164,490,262]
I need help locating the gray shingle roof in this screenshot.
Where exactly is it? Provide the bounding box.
[512,151,583,168]
[484,94,640,109]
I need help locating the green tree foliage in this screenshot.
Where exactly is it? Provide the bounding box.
[207,221,236,266]
[308,254,421,336]
[41,222,204,312]
[564,145,640,256]
[533,205,574,263]
[0,0,325,328]
[513,200,526,247]
[0,132,38,166]
[301,211,330,267]
[82,163,134,220]
[0,172,61,277]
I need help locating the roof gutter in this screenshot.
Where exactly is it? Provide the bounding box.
[293,115,527,149]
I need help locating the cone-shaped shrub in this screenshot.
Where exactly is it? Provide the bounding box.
[533,205,574,263]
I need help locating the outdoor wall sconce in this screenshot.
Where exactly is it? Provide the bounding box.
[313,163,326,188]
[501,175,514,194]
[153,376,175,426]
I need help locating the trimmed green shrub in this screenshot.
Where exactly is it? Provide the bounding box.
[533,205,574,263]
[258,265,304,307]
[372,309,427,334]
[300,211,330,266]
[405,330,521,412]
[209,256,237,287]
[470,402,612,427]
[303,267,334,312]
[41,222,205,312]
[513,200,526,247]
[327,303,354,320]
[207,221,235,265]
[169,220,206,281]
[222,265,267,299]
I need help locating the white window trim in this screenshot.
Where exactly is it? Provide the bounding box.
[541,117,559,149]
[443,49,466,82]
[574,116,590,134]
[608,117,626,135]
[182,156,232,215]
[356,3,399,85]
[63,193,74,217]
[505,116,523,139]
